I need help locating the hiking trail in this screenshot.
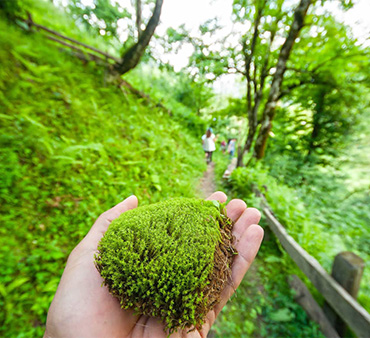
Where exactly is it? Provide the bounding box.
[199,163,216,198]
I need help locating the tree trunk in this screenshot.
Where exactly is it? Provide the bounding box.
[237,97,260,167]
[253,0,312,160]
[307,90,325,157]
[237,126,254,167]
[237,2,265,167]
[136,0,142,40]
[115,0,164,75]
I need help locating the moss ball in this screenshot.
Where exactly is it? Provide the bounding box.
[95,198,235,333]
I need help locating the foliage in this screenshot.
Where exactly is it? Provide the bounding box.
[65,0,156,44]
[68,0,131,40]
[173,76,214,116]
[228,164,370,311]
[124,64,209,136]
[278,15,370,162]
[65,0,163,63]
[0,0,23,17]
[0,5,207,336]
[96,198,229,333]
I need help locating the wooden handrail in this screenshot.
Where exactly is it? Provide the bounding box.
[18,13,121,63]
[45,35,107,62]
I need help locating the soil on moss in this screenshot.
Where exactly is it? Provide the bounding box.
[201,207,236,315]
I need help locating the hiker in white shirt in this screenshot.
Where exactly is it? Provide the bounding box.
[202,128,216,164]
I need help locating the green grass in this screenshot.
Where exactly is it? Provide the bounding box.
[0,5,206,336]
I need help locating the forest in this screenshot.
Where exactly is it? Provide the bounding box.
[0,0,369,337]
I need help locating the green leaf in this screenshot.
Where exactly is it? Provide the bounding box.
[7,278,29,293]
[211,200,220,208]
[264,255,281,263]
[269,308,295,322]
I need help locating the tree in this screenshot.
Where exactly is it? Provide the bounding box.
[180,0,360,165]
[176,0,313,165]
[252,0,312,160]
[280,16,370,162]
[68,0,164,75]
[115,0,163,74]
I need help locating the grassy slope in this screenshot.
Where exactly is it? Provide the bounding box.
[0,4,206,337]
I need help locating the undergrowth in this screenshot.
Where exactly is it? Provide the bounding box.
[211,151,369,336]
[225,162,370,319]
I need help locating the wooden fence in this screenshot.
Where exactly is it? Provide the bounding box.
[16,13,120,63]
[255,189,370,338]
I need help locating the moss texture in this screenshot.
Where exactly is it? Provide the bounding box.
[95,198,235,333]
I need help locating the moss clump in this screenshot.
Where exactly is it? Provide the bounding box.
[95,198,235,333]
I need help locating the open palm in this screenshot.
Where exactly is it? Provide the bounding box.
[44,192,263,338]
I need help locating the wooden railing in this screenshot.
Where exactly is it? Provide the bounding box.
[255,189,370,338]
[16,13,120,63]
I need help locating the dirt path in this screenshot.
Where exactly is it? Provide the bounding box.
[198,163,216,198]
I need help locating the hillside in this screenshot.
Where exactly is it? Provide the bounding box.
[0,6,206,336]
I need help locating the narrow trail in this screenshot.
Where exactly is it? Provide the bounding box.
[199,163,216,198]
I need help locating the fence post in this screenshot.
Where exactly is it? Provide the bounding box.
[323,251,365,336]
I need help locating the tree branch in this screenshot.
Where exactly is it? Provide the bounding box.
[254,0,312,159]
[244,0,266,113]
[115,0,164,75]
[136,0,142,40]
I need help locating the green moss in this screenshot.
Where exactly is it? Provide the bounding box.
[95,197,234,333]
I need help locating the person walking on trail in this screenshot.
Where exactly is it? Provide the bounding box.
[220,140,226,154]
[228,138,236,159]
[202,128,216,164]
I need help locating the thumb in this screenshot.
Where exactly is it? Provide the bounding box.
[84,195,138,250]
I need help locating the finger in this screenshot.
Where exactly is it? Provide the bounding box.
[84,195,138,249]
[214,224,264,317]
[226,199,247,222]
[102,195,139,222]
[206,191,227,203]
[232,207,261,242]
[199,309,216,338]
[141,317,167,338]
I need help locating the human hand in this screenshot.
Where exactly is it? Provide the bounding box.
[44,192,263,338]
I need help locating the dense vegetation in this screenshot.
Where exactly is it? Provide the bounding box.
[1,0,369,337]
